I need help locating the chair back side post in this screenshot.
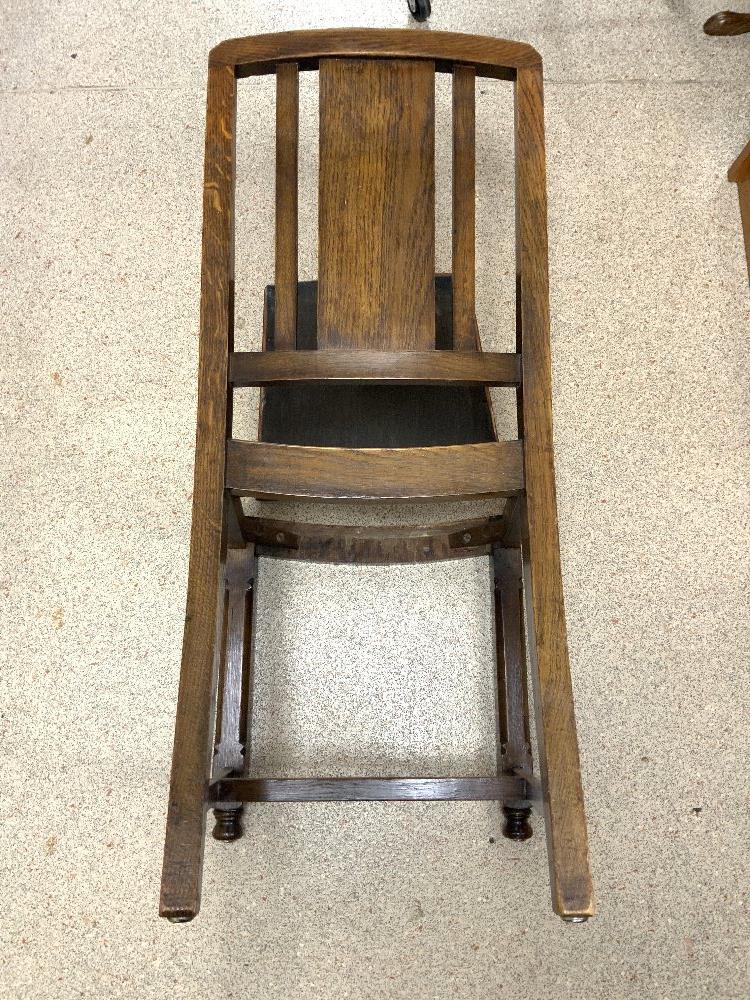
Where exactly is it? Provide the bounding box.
[160,60,237,922]
[514,64,594,917]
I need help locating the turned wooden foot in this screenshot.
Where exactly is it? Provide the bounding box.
[212,806,244,841]
[502,804,533,841]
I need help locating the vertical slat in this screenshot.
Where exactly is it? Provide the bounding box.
[452,65,477,351]
[275,62,299,349]
[318,59,435,349]
[160,60,236,923]
[515,65,594,920]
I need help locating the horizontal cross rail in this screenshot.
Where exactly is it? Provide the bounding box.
[210,776,533,803]
[225,440,524,501]
[210,29,541,78]
[229,350,521,386]
[241,514,508,563]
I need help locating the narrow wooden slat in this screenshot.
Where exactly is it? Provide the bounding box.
[515,65,594,920]
[492,546,533,791]
[241,514,505,564]
[230,350,521,386]
[213,547,255,772]
[318,59,435,349]
[209,29,542,78]
[225,440,524,501]
[211,776,529,803]
[274,62,299,349]
[160,62,236,924]
[452,65,477,351]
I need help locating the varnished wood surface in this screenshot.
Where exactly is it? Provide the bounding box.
[211,776,531,803]
[160,62,236,923]
[259,277,497,448]
[242,514,506,563]
[492,547,533,789]
[225,440,524,501]
[515,66,594,918]
[213,547,255,772]
[703,11,750,35]
[729,140,750,279]
[452,65,477,351]
[230,350,521,386]
[274,63,299,349]
[317,59,435,350]
[737,181,750,278]
[210,28,541,77]
[728,139,750,183]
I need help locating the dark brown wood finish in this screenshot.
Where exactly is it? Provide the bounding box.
[211,545,256,842]
[160,61,236,923]
[162,29,593,926]
[274,62,299,349]
[258,276,498,449]
[515,65,594,919]
[728,140,750,280]
[211,776,533,803]
[226,440,524,501]
[452,65,477,351]
[230,349,521,386]
[493,546,534,841]
[703,11,750,34]
[242,515,507,563]
[317,59,435,349]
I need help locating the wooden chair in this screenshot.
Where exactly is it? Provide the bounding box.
[159,29,595,924]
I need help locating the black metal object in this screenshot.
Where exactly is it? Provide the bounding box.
[408,0,431,22]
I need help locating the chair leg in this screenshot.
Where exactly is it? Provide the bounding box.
[492,545,533,841]
[212,545,256,842]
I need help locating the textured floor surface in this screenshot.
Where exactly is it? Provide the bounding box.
[1,2,749,998]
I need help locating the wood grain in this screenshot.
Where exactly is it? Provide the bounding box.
[515,65,594,919]
[492,547,533,785]
[210,28,541,78]
[241,514,506,563]
[211,776,529,802]
[452,65,477,351]
[213,547,255,772]
[274,62,299,349]
[230,349,521,386]
[225,440,524,501]
[317,59,435,349]
[160,61,236,924]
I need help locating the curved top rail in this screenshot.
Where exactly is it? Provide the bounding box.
[210,28,541,80]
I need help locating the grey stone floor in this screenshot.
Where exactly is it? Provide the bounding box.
[1,2,748,998]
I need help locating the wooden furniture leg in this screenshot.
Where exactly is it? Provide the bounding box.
[515,66,595,920]
[492,545,533,841]
[159,62,236,923]
[728,141,750,281]
[212,545,256,841]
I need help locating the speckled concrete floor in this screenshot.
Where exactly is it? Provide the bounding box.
[1,2,749,998]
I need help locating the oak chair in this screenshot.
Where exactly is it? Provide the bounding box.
[160,29,594,924]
